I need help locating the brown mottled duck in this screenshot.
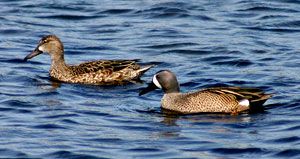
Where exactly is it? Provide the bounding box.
[24,35,153,85]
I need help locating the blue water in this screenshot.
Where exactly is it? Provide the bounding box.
[0,0,300,158]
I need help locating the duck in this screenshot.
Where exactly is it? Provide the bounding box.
[139,70,272,114]
[24,35,153,85]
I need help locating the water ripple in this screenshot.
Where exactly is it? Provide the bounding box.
[46,151,103,159]
[275,149,300,158]
[211,147,269,155]
[271,136,300,143]
[238,6,298,13]
[36,14,103,20]
[211,59,253,67]
[142,42,198,49]
[100,9,134,15]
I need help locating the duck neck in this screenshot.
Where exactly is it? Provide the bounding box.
[164,87,180,94]
[50,50,69,75]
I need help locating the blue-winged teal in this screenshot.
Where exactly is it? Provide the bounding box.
[139,70,272,114]
[24,35,153,85]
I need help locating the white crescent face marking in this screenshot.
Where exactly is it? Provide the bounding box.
[38,45,45,52]
[152,74,162,89]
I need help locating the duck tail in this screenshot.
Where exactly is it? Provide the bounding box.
[130,65,154,82]
[138,64,155,75]
[249,93,273,112]
[251,94,273,106]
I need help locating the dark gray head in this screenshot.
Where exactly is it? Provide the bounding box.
[139,70,180,96]
[24,35,64,61]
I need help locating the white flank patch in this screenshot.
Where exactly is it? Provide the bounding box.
[152,74,162,89]
[239,99,250,107]
[38,45,45,52]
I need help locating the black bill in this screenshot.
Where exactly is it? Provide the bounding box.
[139,82,158,96]
[23,48,42,61]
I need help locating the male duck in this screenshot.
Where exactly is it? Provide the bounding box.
[139,70,272,114]
[24,35,153,85]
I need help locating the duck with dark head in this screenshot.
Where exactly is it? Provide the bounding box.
[139,70,272,115]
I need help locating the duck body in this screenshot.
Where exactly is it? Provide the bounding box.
[49,59,152,85]
[139,70,272,114]
[161,87,271,114]
[24,35,153,85]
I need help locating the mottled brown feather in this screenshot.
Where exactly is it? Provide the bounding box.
[70,60,140,75]
[26,35,153,85]
[161,86,272,114]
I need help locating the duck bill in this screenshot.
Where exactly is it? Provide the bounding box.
[139,82,158,96]
[24,48,42,61]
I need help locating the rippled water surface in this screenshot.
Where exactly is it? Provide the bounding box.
[1,0,300,158]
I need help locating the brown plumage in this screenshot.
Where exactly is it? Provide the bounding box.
[139,70,272,115]
[24,35,153,85]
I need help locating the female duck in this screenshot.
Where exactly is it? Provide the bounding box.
[24,35,153,85]
[139,70,272,114]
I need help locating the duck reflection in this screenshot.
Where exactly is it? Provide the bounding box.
[49,79,62,89]
[157,108,267,138]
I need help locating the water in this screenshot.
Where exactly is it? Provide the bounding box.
[0,0,300,158]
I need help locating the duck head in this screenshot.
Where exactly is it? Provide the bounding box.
[139,70,180,96]
[24,35,64,61]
